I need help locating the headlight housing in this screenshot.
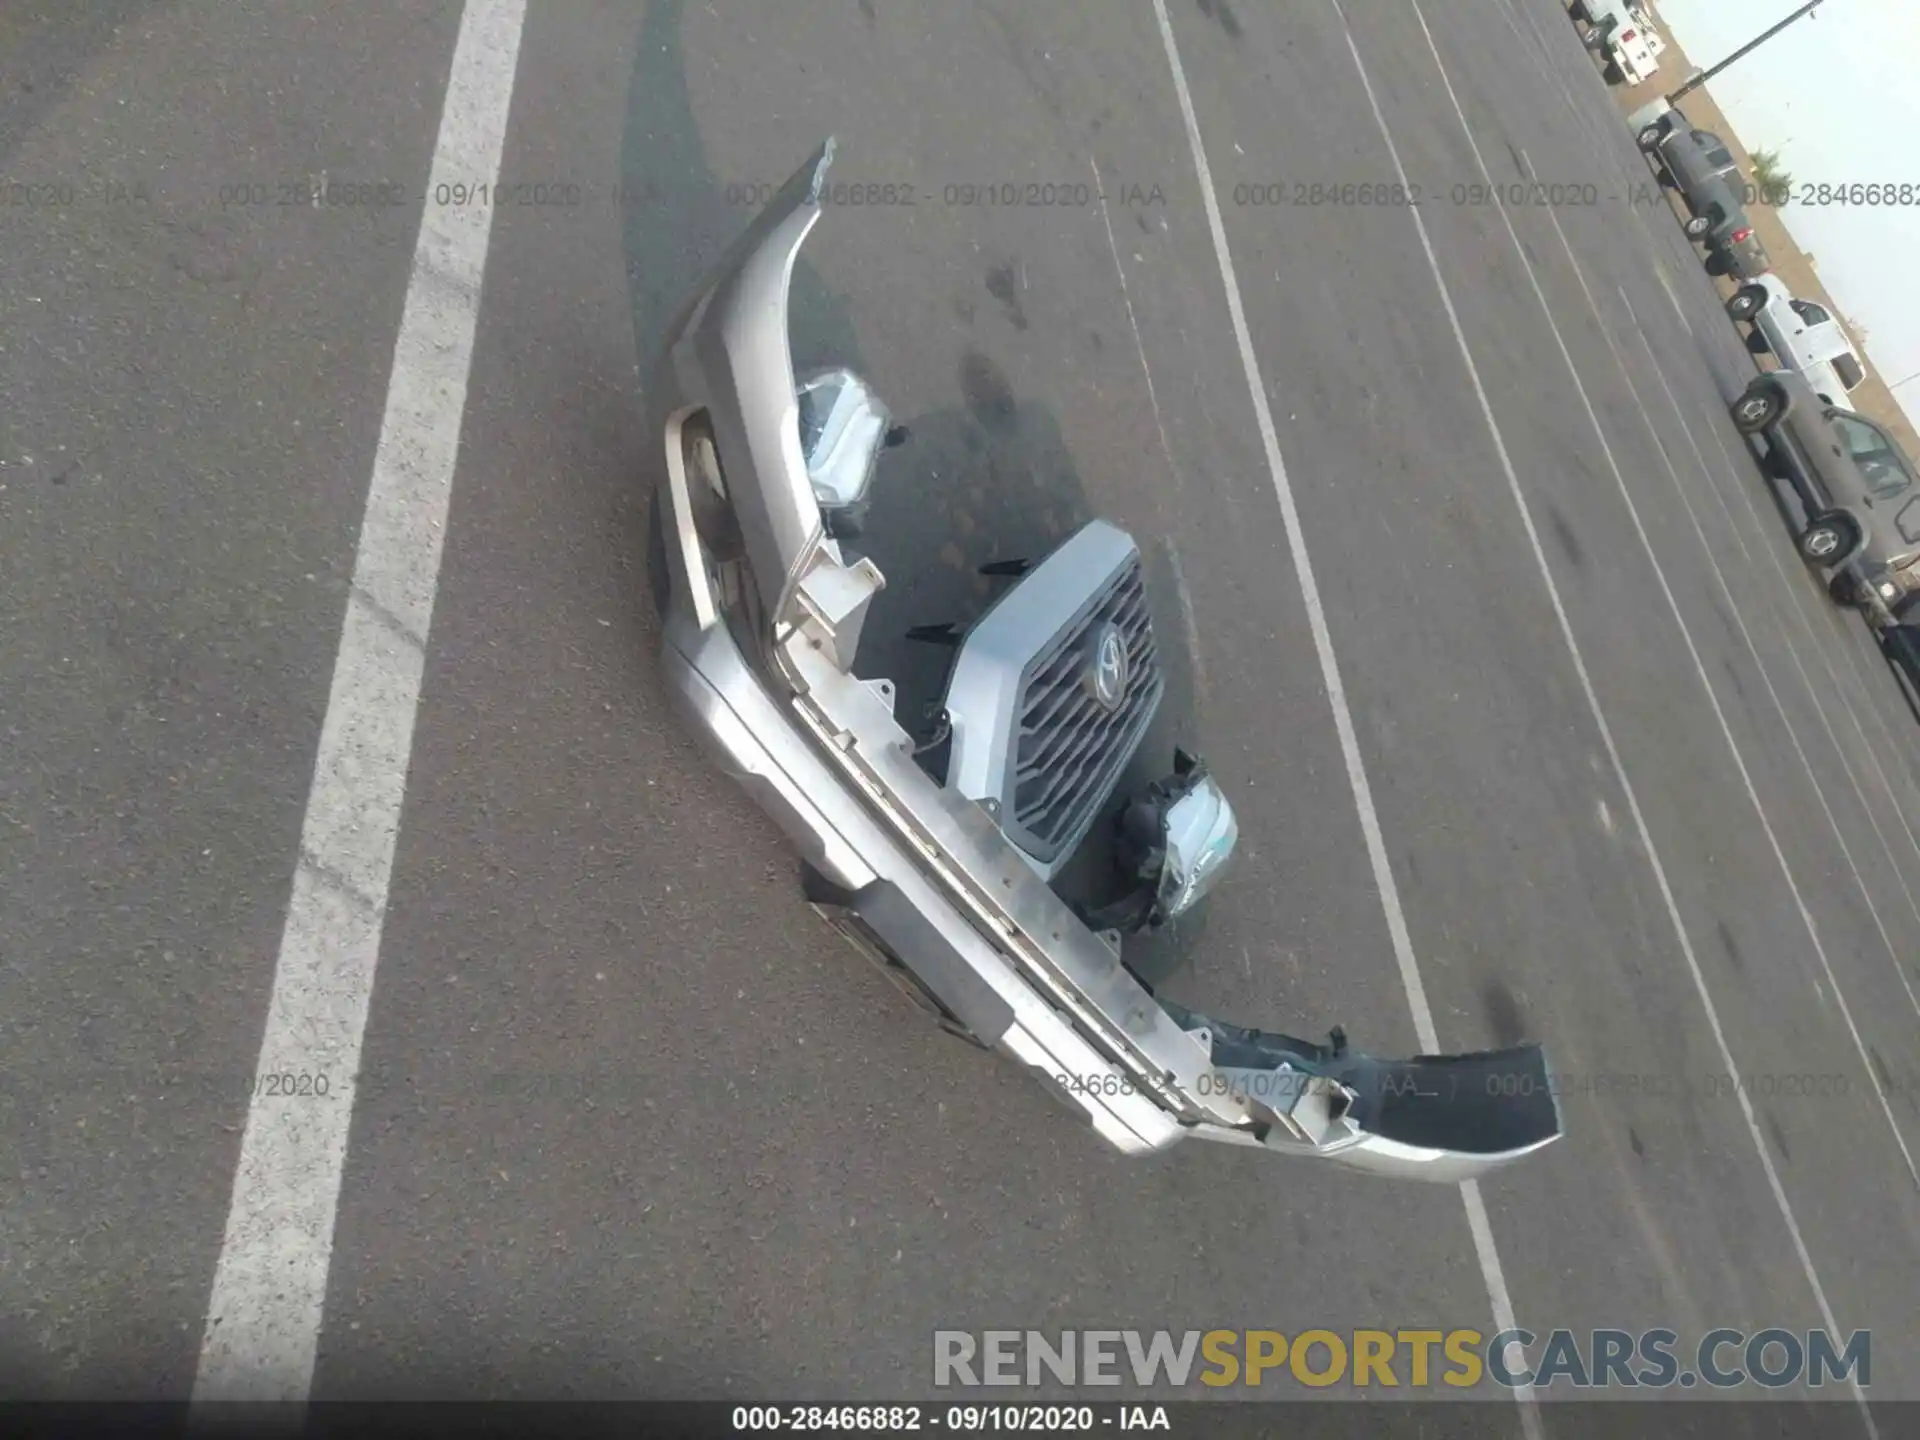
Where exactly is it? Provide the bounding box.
[1090,751,1242,934]
[796,368,891,538]
[1157,773,1240,920]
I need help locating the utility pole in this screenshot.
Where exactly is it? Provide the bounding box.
[1666,2,1826,105]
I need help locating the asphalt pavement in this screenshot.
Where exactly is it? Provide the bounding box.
[4,0,1920,1425]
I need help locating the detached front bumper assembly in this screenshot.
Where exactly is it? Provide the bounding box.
[646,137,1564,1180]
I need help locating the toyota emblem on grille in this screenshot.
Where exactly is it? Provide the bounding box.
[1088,623,1130,711]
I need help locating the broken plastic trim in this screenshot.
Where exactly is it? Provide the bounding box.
[1161,1000,1561,1161]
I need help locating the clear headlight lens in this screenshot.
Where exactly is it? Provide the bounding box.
[796,368,890,513]
[1156,775,1240,919]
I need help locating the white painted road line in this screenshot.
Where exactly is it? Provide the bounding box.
[1090,154,1179,492]
[1147,6,1540,1439]
[1487,0,1616,171]
[1091,154,1212,706]
[1650,260,1694,342]
[1390,3,1876,1430]
[192,0,529,1404]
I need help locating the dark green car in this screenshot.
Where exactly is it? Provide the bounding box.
[1730,369,1920,624]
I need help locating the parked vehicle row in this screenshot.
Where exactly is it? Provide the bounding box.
[1577,13,1920,726]
[1617,101,1916,635]
[1716,267,1896,628]
[1605,77,1920,649]
[1612,90,1904,628]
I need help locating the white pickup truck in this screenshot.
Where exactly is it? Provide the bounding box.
[1726,274,1869,410]
[1577,1,1667,86]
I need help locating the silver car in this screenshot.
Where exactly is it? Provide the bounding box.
[1731,370,1920,624]
[645,139,1562,1180]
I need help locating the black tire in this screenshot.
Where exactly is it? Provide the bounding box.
[1799,513,1859,567]
[1726,285,1767,321]
[1683,214,1712,239]
[1731,385,1782,433]
[1636,122,1666,151]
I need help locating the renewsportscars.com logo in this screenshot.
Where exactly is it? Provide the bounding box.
[932,1328,1870,1391]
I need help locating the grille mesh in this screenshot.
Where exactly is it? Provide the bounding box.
[1010,556,1163,852]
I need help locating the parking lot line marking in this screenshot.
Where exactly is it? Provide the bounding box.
[1148,5,1538,1436]
[1388,3,1877,1429]
[1489,0,1610,161]
[191,0,529,1404]
[1618,293,1920,952]
[1091,153,1212,706]
[1587,285,1920,1030]
[1091,154,1179,491]
[1650,260,1694,341]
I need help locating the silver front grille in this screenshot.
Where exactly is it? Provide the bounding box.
[940,519,1166,877]
[1009,556,1163,856]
